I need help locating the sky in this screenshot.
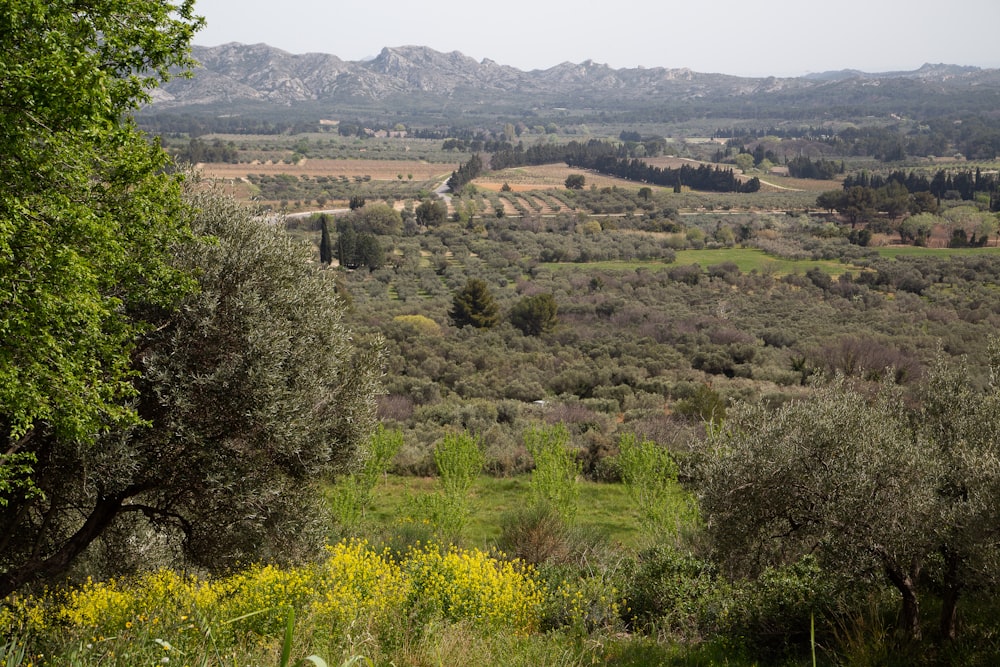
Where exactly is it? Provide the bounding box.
[192,0,1000,78]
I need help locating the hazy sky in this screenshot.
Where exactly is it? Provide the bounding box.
[192,0,1000,77]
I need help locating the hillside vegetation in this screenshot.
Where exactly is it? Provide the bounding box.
[10,13,1000,666]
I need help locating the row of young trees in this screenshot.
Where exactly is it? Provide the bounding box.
[785,155,845,179]
[446,153,484,192]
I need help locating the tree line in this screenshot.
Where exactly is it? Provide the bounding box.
[568,154,761,193]
[844,168,1000,205]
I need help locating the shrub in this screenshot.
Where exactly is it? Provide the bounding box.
[497,503,577,566]
[624,545,730,639]
[404,544,544,633]
[617,434,699,544]
[524,424,582,523]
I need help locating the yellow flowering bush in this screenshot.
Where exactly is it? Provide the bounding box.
[551,574,623,634]
[405,544,544,633]
[311,539,409,633]
[0,594,48,636]
[13,538,563,661]
[62,577,137,630]
[218,563,318,636]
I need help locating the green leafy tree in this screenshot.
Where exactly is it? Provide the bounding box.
[618,434,698,544]
[841,186,878,226]
[734,153,755,173]
[0,0,203,461]
[336,219,383,270]
[0,191,384,597]
[0,0,208,594]
[525,424,581,523]
[565,173,586,190]
[898,212,936,246]
[698,377,938,640]
[331,424,404,531]
[416,198,448,226]
[426,431,484,540]
[352,201,402,235]
[509,293,559,336]
[449,278,500,329]
[917,347,1000,639]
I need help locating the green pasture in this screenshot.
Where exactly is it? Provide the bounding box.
[876,245,1000,259]
[357,474,645,548]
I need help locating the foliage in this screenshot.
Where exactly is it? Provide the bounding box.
[0,0,202,473]
[497,503,581,566]
[617,434,699,543]
[508,293,559,336]
[447,153,484,192]
[336,218,384,269]
[331,425,404,531]
[565,173,586,190]
[351,201,403,236]
[449,278,500,329]
[916,346,1000,639]
[6,539,544,662]
[698,376,938,640]
[624,544,731,639]
[0,190,384,597]
[525,424,582,523]
[415,198,448,226]
[425,431,485,540]
[672,384,727,426]
[404,544,544,633]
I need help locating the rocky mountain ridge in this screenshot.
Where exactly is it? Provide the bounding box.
[151,43,1000,115]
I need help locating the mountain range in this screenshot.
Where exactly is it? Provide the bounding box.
[149,43,1000,119]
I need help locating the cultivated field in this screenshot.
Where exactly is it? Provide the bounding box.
[474,163,646,191]
[198,158,457,182]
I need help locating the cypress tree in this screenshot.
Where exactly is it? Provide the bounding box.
[319,214,333,265]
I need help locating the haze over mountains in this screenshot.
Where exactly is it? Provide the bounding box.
[151,43,1000,116]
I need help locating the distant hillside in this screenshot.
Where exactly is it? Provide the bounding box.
[150,44,1000,121]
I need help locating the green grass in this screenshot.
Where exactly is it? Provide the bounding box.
[360,474,644,548]
[876,245,1000,259]
[544,247,862,277]
[673,248,859,276]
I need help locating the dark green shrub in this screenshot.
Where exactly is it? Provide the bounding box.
[728,556,839,661]
[624,545,730,639]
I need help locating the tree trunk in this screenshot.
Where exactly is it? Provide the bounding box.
[939,547,962,641]
[0,493,124,599]
[884,556,922,642]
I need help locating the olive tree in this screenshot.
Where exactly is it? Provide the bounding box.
[917,347,1000,639]
[0,191,384,596]
[698,377,938,640]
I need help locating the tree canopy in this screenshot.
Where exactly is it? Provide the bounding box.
[450,278,500,329]
[698,376,937,639]
[698,354,1000,641]
[0,190,384,596]
[509,293,558,336]
[0,0,203,453]
[0,1,384,597]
